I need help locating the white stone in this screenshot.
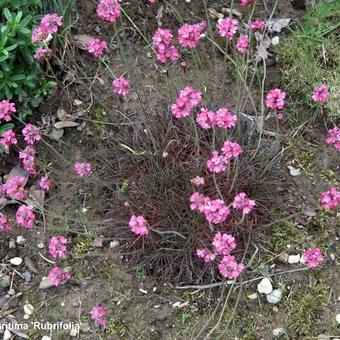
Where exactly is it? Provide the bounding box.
[70,328,78,337]
[3,329,12,340]
[41,337,52,340]
[288,254,301,264]
[336,314,340,324]
[109,240,119,248]
[23,303,34,315]
[37,242,45,249]
[257,278,273,295]
[247,293,258,300]
[9,257,23,266]
[273,328,285,337]
[16,235,26,245]
[266,289,282,304]
[23,314,30,320]
[9,239,16,249]
[271,36,280,45]
[39,277,53,289]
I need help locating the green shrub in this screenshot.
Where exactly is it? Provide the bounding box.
[0,0,56,120]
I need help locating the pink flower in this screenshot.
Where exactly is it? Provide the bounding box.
[0,213,12,231]
[148,0,157,3]
[0,130,17,150]
[221,140,243,159]
[16,205,35,229]
[74,162,93,177]
[207,151,229,173]
[320,187,340,210]
[266,89,287,110]
[240,0,254,6]
[22,124,41,145]
[40,13,63,34]
[215,107,237,129]
[191,176,205,187]
[196,108,216,129]
[217,18,238,40]
[171,87,202,119]
[2,176,27,200]
[112,77,131,96]
[196,249,216,263]
[34,47,52,61]
[152,28,180,63]
[19,147,38,175]
[179,87,202,108]
[303,248,325,268]
[96,0,121,22]
[90,305,107,327]
[87,38,107,57]
[326,126,340,152]
[48,267,71,286]
[236,35,249,53]
[312,84,329,103]
[218,255,244,279]
[232,192,256,214]
[129,215,149,236]
[31,26,49,43]
[0,100,16,122]
[178,22,206,48]
[189,192,207,212]
[39,176,52,191]
[248,20,266,31]
[49,236,68,258]
[202,199,230,224]
[212,232,236,255]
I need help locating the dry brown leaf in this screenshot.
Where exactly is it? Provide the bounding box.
[54,121,79,129]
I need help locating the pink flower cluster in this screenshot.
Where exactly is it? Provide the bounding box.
[207,140,243,173]
[248,20,266,31]
[34,47,52,61]
[90,305,107,327]
[178,22,206,49]
[217,18,238,40]
[189,193,230,224]
[191,176,205,187]
[74,162,93,177]
[326,126,340,152]
[240,0,254,6]
[129,215,149,236]
[303,248,325,268]
[152,28,180,63]
[266,88,287,110]
[16,205,36,229]
[22,124,41,145]
[312,84,329,103]
[320,187,340,210]
[171,87,202,119]
[232,192,256,215]
[112,77,131,96]
[19,147,38,175]
[97,0,122,22]
[0,213,12,231]
[87,38,107,57]
[196,107,237,129]
[236,35,249,53]
[2,176,27,200]
[49,236,68,258]
[48,266,71,286]
[39,176,52,191]
[0,130,17,150]
[197,232,244,279]
[0,100,16,122]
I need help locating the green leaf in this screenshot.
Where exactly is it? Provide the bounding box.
[0,123,15,135]
[9,74,25,81]
[3,8,12,21]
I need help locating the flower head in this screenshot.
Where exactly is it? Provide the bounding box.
[312,84,329,103]
[325,126,340,152]
[218,255,244,279]
[215,107,237,129]
[240,0,254,6]
[90,305,107,327]
[266,89,287,110]
[49,236,68,258]
[39,176,52,191]
[221,140,243,159]
[152,28,180,63]
[202,198,230,224]
[97,0,121,22]
[248,20,266,31]
[112,77,131,96]
[178,22,206,48]
[303,248,325,268]
[48,266,71,286]
[34,47,52,61]
[3,176,27,200]
[232,192,256,215]
[74,162,93,177]
[16,205,36,229]
[40,13,63,34]
[171,87,202,119]
[22,124,41,145]
[31,26,49,43]
[191,176,205,187]
[236,35,249,53]
[320,187,340,210]
[19,147,38,175]
[0,100,16,122]
[217,18,238,40]
[0,213,12,231]
[212,232,236,256]
[207,151,229,173]
[196,249,216,263]
[129,215,149,236]
[87,38,107,57]
[196,108,216,129]
[0,130,17,150]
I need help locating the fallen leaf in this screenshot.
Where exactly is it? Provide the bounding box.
[255,35,271,61]
[208,8,223,20]
[156,5,163,26]
[73,34,93,50]
[57,107,68,121]
[29,185,45,207]
[221,7,242,18]
[6,166,29,186]
[302,208,317,217]
[92,237,105,248]
[287,165,301,176]
[266,18,291,33]
[48,127,64,140]
[54,121,79,129]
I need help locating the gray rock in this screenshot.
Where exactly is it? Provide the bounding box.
[9,239,16,249]
[9,257,23,266]
[0,275,11,288]
[16,236,26,246]
[23,272,32,284]
[288,254,301,264]
[39,277,53,289]
[273,328,285,337]
[80,323,90,333]
[266,289,282,304]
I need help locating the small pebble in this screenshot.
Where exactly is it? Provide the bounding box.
[16,235,26,246]
[23,271,32,284]
[273,328,285,337]
[37,242,44,249]
[23,303,34,315]
[3,329,12,340]
[266,289,282,304]
[336,314,340,324]
[9,239,16,249]
[0,275,11,288]
[247,292,258,300]
[9,257,23,266]
[70,328,78,337]
[80,323,90,333]
[41,337,52,340]
[8,288,15,295]
[257,278,273,295]
[110,240,119,248]
[288,254,301,264]
[39,277,53,289]
[278,253,289,263]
